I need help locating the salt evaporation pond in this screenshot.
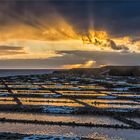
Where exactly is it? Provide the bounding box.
[0,122,139,140]
[0,112,125,125]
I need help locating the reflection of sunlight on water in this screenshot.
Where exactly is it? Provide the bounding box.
[0,101,16,105]
[80,99,140,109]
[13,90,52,94]
[0,123,139,140]
[61,93,106,96]
[0,112,125,125]
[16,97,82,106]
[93,104,140,109]
[19,98,74,102]
[0,122,135,140]
[21,101,83,107]
[0,97,14,101]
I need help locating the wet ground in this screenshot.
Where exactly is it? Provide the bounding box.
[0,74,139,139]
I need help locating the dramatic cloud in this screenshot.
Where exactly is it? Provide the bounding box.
[82,31,130,51]
[0,45,23,51]
[0,0,139,68]
[0,51,139,69]
[0,0,140,37]
[106,39,129,51]
[0,45,25,55]
[62,60,96,69]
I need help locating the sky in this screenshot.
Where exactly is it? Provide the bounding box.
[0,0,140,69]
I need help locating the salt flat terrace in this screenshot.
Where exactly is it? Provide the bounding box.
[0,74,139,139]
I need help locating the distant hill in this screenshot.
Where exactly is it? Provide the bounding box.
[102,66,140,76]
[54,66,140,76]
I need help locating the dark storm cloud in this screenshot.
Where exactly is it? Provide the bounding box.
[106,39,129,50]
[0,0,140,37]
[0,45,25,55]
[0,51,139,69]
[54,50,140,65]
[0,45,23,51]
[50,0,140,36]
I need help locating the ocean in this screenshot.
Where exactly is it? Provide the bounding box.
[0,69,56,77]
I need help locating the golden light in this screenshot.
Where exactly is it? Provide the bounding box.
[0,14,139,60]
[62,60,96,69]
